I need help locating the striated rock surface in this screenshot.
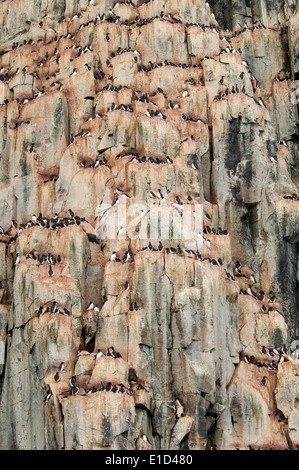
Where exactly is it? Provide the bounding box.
[0,0,298,450]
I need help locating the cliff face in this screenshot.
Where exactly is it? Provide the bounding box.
[0,0,298,451]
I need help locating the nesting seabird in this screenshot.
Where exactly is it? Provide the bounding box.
[105,382,112,392]
[70,386,79,396]
[96,349,104,359]
[261,376,267,386]
[48,265,54,277]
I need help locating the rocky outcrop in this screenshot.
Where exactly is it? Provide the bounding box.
[0,0,298,450]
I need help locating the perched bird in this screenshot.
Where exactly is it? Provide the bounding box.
[142,435,150,444]
[38,306,44,316]
[70,376,76,387]
[45,391,52,403]
[70,386,79,395]
[261,376,267,386]
[96,349,104,359]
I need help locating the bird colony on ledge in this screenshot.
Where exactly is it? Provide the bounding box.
[0,0,298,451]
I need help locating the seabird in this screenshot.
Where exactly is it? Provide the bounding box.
[123,251,130,263]
[45,391,52,403]
[96,349,104,359]
[105,382,112,392]
[70,386,79,395]
[110,346,122,358]
[247,287,254,297]
[50,302,57,313]
[48,266,54,277]
[142,435,150,444]
[86,302,94,311]
[38,306,44,316]
[70,376,76,387]
[54,371,60,382]
[157,188,164,199]
[231,416,238,426]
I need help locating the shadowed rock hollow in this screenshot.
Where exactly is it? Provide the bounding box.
[0,0,298,451]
